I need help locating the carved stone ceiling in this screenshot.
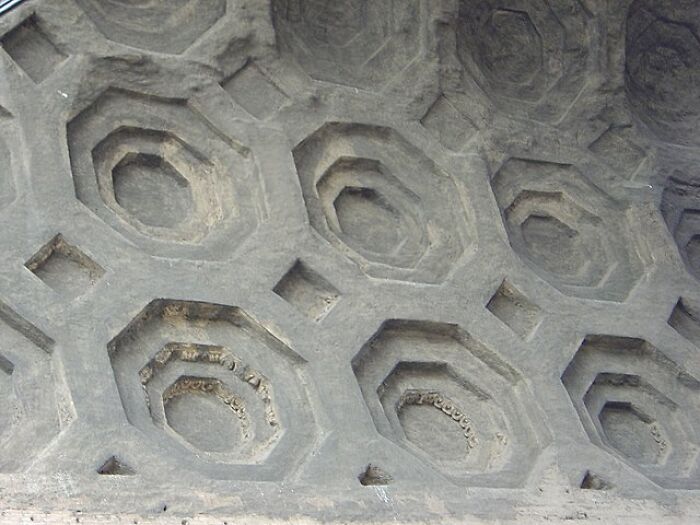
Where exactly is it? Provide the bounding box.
[0,1,697,523]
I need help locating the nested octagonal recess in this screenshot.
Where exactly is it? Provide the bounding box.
[67,88,266,260]
[108,300,316,479]
[626,0,700,148]
[0,303,72,471]
[491,158,645,301]
[562,336,700,488]
[74,0,226,54]
[272,0,421,90]
[457,0,593,122]
[353,320,547,486]
[293,123,475,284]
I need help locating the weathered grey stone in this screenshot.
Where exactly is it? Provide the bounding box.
[0,0,697,523]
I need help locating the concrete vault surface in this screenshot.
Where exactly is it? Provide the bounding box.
[0,0,697,524]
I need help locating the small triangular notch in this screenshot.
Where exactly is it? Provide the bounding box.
[359,464,392,486]
[580,470,612,490]
[97,455,135,476]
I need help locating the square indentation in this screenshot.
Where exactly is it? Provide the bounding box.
[668,298,700,347]
[273,260,340,322]
[589,125,646,180]
[25,234,104,299]
[486,280,543,340]
[221,62,287,119]
[1,15,66,83]
[420,94,477,152]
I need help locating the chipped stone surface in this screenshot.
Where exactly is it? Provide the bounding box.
[0,0,698,523]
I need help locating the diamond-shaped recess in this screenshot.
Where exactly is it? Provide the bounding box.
[222,62,288,120]
[353,320,547,486]
[273,260,340,323]
[1,15,66,83]
[562,335,700,488]
[25,234,104,299]
[420,94,478,152]
[108,299,316,479]
[486,279,542,340]
[588,125,647,181]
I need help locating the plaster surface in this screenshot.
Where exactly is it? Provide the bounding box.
[0,0,698,523]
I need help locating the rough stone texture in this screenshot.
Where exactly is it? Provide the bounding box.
[0,0,697,523]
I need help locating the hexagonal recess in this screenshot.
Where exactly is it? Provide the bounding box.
[420,94,478,152]
[67,88,266,260]
[0,301,72,471]
[456,0,592,122]
[25,234,104,299]
[293,123,475,284]
[1,14,67,84]
[107,299,316,479]
[272,0,421,90]
[352,320,546,486]
[661,175,700,280]
[626,1,700,147]
[562,335,700,488]
[73,0,226,54]
[486,279,543,341]
[273,260,340,323]
[491,158,645,301]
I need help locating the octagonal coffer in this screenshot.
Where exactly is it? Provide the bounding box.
[0,302,72,471]
[67,88,266,260]
[491,158,645,301]
[456,0,592,122]
[352,320,547,486]
[625,1,700,147]
[272,0,421,89]
[293,123,476,284]
[562,335,700,488]
[107,300,316,479]
[74,0,226,54]
[661,174,700,281]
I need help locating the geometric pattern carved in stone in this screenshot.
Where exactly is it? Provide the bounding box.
[273,260,340,323]
[293,123,476,284]
[67,88,266,260]
[0,301,71,471]
[486,279,543,340]
[73,0,226,54]
[456,0,593,122]
[491,158,645,301]
[353,320,547,487]
[272,0,421,90]
[0,0,698,521]
[626,0,700,147]
[25,234,104,299]
[107,299,316,480]
[661,175,700,281]
[562,335,700,489]
[1,14,66,83]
